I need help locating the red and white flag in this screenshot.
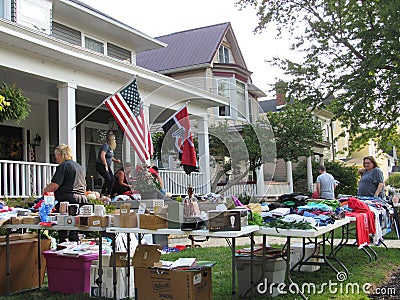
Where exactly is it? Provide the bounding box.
[162,106,197,175]
[105,79,153,162]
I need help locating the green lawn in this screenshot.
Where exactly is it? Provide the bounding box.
[0,244,398,300]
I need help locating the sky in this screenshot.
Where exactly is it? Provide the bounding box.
[80,0,295,98]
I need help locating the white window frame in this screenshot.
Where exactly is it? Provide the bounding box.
[83,33,106,55]
[218,45,230,63]
[16,0,52,34]
[216,78,231,117]
[0,0,12,20]
[235,80,248,121]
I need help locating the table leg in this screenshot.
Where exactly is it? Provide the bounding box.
[127,233,131,299]
[231,237,236,299]
[285,236,307,300]
[98,231,103,298]
[112,232,117,300]
[6,228,10,295]
[37,229,42,289]
[250,232,254,299]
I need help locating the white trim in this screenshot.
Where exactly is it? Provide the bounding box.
[82,33,106,55]
[80,121,108,172]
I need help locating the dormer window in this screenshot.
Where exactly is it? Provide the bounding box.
[84,35,105,54]
[218,45,230,63]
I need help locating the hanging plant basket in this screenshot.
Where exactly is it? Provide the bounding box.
[0,83,31,123]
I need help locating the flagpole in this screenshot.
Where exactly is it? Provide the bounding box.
[73,98,108,129]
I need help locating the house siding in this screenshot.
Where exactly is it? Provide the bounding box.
[51,21,81,46]
[107,42,131,63]
[170,69,208,91]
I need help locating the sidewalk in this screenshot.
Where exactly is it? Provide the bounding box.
[167,234,400,249]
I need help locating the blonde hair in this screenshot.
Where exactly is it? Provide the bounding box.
[107,133,116,151]
[55,144,73,162]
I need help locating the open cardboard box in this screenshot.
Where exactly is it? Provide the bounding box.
[132,244,212,300]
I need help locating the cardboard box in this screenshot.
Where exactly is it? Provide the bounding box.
[0,237,51,295]
[134,267,212,300]
[10,216,23,224]
[114,212,138,228]
[22,216,40,224]
[131,244,162,268]
[139,213,167,230]
[76,215,109,227]
[90,265,135,299]
[57,215,77,226]
[110,252,130,267]
[132,244,213,299]
[208,210,241,231]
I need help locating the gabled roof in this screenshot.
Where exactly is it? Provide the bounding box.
[137,22,246,73]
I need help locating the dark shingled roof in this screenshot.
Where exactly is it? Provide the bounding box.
[137,22,230,72]
[259,99,277,113]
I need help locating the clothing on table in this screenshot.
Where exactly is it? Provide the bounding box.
[316,172,336,199]
[357,167,384,198]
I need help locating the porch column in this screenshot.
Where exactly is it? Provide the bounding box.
[57,82,77,157]
[143,103,151,165]
[196,113,211,193]
[307,156,314,192]
[286,160,294,193]
[256,166,265,197]
[319,155,324,166]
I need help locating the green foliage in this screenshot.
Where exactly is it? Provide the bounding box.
[264,102,323,162]
[2,197,36,209]
[248,212,264,225]
[0,83,31,123]
[292,160,358,196]
[151,131,164,161]
[386,172,400,189]
[87,198,116,214]
[237,0,400,153]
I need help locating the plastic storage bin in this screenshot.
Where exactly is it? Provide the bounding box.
[235,255,286,298]
[43,250,98,294]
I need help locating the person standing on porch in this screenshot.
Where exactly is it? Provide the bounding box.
[316,165,337,199]
[95,132,121,196]
[43,144,87,242]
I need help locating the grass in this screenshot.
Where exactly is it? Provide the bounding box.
[0,244,399,300]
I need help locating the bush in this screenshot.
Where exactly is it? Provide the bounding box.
[386,172,400,188]
[292,160,358,196]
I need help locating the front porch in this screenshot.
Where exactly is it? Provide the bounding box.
[0,160,290,199]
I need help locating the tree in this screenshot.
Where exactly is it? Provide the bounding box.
[293,160,359,195]
[264,103,323,162]
[208,120,275,194]
[237,0,400,152]
[386,173,400,189]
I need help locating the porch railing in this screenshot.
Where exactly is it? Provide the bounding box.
[216,181,258,197]
[0,160,58,198]
[159,170,206,195]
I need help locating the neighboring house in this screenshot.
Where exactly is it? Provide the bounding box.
[136,22,266,125]
[259,87,334,193]
[137,22,266,195]
[333,120,397,181]
[0,0,229,197]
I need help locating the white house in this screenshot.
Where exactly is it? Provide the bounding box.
[0,0,229,197]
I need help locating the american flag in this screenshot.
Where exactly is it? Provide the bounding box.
[105,79,153,162]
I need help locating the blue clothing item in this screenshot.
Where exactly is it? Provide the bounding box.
[357,168,384,198]
[297,203,333,213]
[316,172,336,199]
[96,143,114,167]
